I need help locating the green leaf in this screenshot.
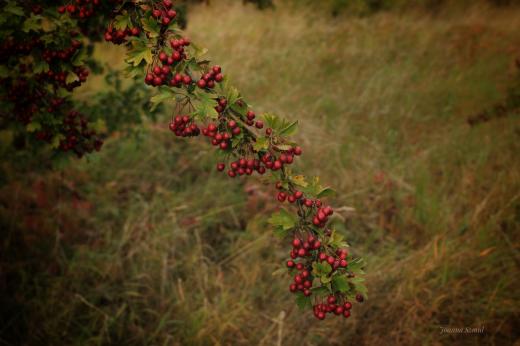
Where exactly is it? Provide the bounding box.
[0,66,9,78]
[263,113,280,130]
[51,134,65,149]
[26,122,41,132]
[4,1,24,16]
[311,285,331,297]
[290,175,308,187]
[193,89,218,119]
[312,262,332,277]
[33,60,49,74]
[72,48,87,67]
[347,257,366,275]
[328,229,349,249]
[279,120,298,137]
[352,279,368,299]
[150,87,175,111]
[140,17,160,38]
[332,275,350,293]
[267,208,297,231]
[114,14,130,30]
[295,292,312,310]
[66,73,79,84]
[253,136,269,152]
[23,15,43,33]
[190,42,208,59]
[275,144,293,151]
[317,187,336,198]
[126,40,153,67]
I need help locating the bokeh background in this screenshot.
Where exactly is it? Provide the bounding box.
[1,0,520,345]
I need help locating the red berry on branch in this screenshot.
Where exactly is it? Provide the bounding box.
[293,146,302,156]
[217,163,225,171]
[197,79,206,88]
[287,260,295,268]
[152,9,161,18]
[167,10,176,18]
[159,51,167,61]
[131,27,140,36]
[255,121,263,129]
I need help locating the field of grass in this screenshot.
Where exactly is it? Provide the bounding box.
[1,1,519,345]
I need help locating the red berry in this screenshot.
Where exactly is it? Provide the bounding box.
[162,17,171,26]
[287,260,295,268]
[255,121,264,129]
[293,146,302,155]
[159,51,167,61]
[197,79,206,88]
[152,9,161,18]
[327,295,336,304]
[292,238,301,248]
[167,9,176,18]
[217,163,225,171]
[343,310,351,318]
[212,65,221,74]
[344,302,352,310]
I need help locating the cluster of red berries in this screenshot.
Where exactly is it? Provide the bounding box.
[313,296,353,320]
[57,110,104,157]
[37,65,90,92]
[200,122,236,151]
[104,26,141,45]
[289,235,321,259]
[144,38,192,87]
[288,264,313,296]
[312,205,334,228]
[58,0,101,19]
[41,39,82,62]
[151,0,177,26]
[318,248,348,270]
[168,115,200,137]
[0,37,41,59]
[218,157,268,177]
[197,65,224,89]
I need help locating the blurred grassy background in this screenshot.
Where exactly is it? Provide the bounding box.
[1,0,520,345]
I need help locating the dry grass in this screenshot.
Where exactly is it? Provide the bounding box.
[1,1,519,345]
